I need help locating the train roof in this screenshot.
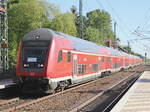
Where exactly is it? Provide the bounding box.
[54,30,140,59]
[22,28,53,41]
[54,31,112,56]
[53,30,125,57]
[22,28,140,59]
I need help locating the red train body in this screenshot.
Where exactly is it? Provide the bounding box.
[16,28,142,93]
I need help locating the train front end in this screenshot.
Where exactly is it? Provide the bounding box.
[16,28,53,93]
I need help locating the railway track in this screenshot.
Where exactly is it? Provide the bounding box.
[77,65,146,112]
[101,74,140,112]
[0,97,36,112]
[0,97,19,106]
[0,65,147,112]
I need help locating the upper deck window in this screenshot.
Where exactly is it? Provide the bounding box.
[58,50,63,62]
[67,51,71,62]
[108,57,111,63]
[102,56,104,63]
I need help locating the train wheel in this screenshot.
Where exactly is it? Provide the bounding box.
[59,81,68,91]
[101,72,105,78]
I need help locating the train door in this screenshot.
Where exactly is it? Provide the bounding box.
[73,55,78,76]
[98,57,101,72]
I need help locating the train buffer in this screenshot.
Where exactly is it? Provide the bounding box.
[111,71,150,112]
[0,79,16,89]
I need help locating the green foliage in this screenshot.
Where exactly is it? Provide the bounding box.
[8,1,142,67]
[86,9,114,39]
[8,0,60,67]
[84,27,105,45]
[75,15,87,37]
[74,9,115,45]
[122,46,132,53]
[8,32,18,68]
[120,45,143,58]
[49,13,77,36]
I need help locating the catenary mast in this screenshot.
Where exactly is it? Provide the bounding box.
[0,0,8,71]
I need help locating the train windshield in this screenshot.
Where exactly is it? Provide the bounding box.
[22,47,48,68]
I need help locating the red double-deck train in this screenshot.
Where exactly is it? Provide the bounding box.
[16,28,142,93]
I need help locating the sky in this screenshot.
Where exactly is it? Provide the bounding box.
[47,0,150,58]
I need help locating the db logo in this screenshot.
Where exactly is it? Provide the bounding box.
[30,72,35,76]
[83,58,87,62]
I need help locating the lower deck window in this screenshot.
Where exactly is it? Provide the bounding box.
[78,64,86,74]
[90,64,98,72]
[125,63,129,66]
[112,63,120,68]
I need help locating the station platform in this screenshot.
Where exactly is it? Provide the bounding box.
[111,71,150,112]
[0,79,16,89]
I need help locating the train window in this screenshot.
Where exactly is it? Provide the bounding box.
[112,63,120,68]
[108,57,111,63]
[82,65,86,74]
[78,64,86,74]
[90,64,98,72]
[112,63,115,68]
[22,47,48,69]
[58,50,63,62]
[78,65,82,74]
[121,59,123,63]
[67,51,71,62]
[118,63,120,67]
[23,41,49,47]
[102,56,104,63]
[125,63,129,66]
[112,63,117,68]
[93,64,98,72]
[89,64,92,72]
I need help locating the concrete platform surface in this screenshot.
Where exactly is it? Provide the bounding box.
[0,79,16,89]
[111,71,150,112]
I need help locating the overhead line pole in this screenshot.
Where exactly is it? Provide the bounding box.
[0,0,9,71]
[114,22,117,40]
[114,21,117,48]
[127,40,130,53]
[79,0,83,39]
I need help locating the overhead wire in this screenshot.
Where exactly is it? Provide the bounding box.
[94,0,131,44]
[104,0,132,34]
[103,0,150,55]
[93,0,132,52]
[97,0,131,39]
[137,8,150,31]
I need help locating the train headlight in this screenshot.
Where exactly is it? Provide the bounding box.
[24,64,27,67]
[24,64,29,67]
[38,64,44,68]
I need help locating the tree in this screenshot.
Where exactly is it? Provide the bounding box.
[49,13,77,36]
[86,9,115,44]
[8,0,60,67]
[73,9,115,45]
[84,27,105,45]
[70,5,77,15]
[121,45,132,53]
